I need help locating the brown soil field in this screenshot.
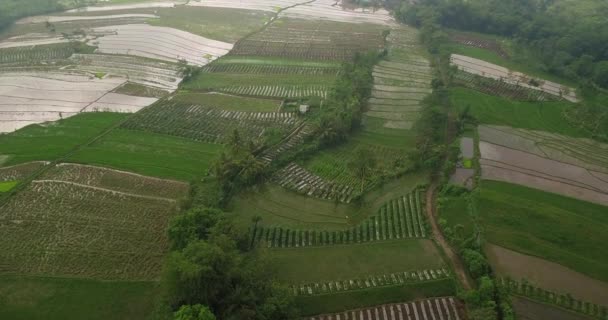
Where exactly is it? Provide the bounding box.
[486,244,608,306]
[513,297,594,320]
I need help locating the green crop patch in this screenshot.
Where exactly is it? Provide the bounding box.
[0,180,18,192]
[478,180,608,283]
[69,129,223,181]
[173,92,280,112]
[0,113,128,166]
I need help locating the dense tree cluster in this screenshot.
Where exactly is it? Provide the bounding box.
[398,0,608,88]
[0,0,96,31]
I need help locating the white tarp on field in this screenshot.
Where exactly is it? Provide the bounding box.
[450,54,578,102]
[91,24,233,66]
[280,0,396,26]
[187,0,306,12]
[17,14,159,24]
[65,1,182,13]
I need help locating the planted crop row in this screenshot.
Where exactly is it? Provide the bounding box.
[454,72,560,102]
[202,63,339,75]
[250,189,428,248]
[451,33,509,58]
[218,85,328,98]
[309,297,463,320]
[0,43,74,64]
[121,102,300,144]
[292,268,450,296]
[230,40,382,61]
[259,124,315,164]
[274,162,355,203]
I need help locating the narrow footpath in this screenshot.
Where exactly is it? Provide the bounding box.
[426,182,473,290]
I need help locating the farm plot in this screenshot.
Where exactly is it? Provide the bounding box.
[453,71,561,101]
[172,92,280,112]
[449,137,475,189]
[308,297,464,320]
[0,34,70,49]
[366,29,432,130]
[0,43,75,65]
[120,102,301,144]
[65,1,181,13]
[259,123,316,163]
[274,162,356,203]
[69,53,183,91]
[41,163,189,200]
[91,24,233,66]
[292,268,450,296]
[479,125,608,206]
[230,18,387,61]
[17,14,159,24]
[486,244,608,307]
[0,171,187,280]
[450,54,578,102]
[0,161,47,182]
[0,72,127,132]
[250,188,427,248]
[450,32,509,59]
[280,0,396,26]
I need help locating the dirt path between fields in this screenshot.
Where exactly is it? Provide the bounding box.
[426,183,473,290]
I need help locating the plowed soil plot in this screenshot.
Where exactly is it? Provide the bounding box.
[479,125,608,206]
[308,297,464,320]
[486,244,608,306]
[230,19,386,61]
[0,165,187,280]
[121,101,301,144]
[0,161,46,182]
[450,54,578,102]
[513,297,595,320]
[91,24,233,66]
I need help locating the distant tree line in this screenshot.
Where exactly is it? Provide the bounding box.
[397,0,608,89]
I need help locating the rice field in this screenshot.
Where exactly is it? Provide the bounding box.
[450,54,579,102]
[308,297,464,320]
[478,125,608,206]
[0,165,187,280]
[365,27,432,130]
[120,101,301,144]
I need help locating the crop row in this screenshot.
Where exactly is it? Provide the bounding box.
[230,40,381,61]
[250,189,427,248]
[218,85,328,98]
[0,43,75,64]
[454,72,560,101]
[292,268,450,296]
[274,162,355,203]
[202,63,339,75]
[121,102,300,144]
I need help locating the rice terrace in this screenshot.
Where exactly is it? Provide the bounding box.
[1,0,608,319]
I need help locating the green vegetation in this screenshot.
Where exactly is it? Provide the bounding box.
[450,88,588,137]
[0,113,127,166]
[478,180,608,283]
[114,82,169,99]
[295,280,456,316]
[182,72,335,90]
[0,276,158,320]
[215,56,341,68]
[150,6,272,43]
[0,180,18,192]
[173,92,280,112]
[0,0,67,31]
[270,239,444,283]
[69,129,223,181]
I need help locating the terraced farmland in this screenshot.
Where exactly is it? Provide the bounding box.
[251,188,427,248]
[0,43,75,65]
[366,27,432,130]
[453,71,561,101]
[479,125,608,206]
[0,164,187,280]
[230,18,387,61]
[308,297,464,320]
[450,54,578,102]
[450,32,509,59]
[279,0,395,25]
[121,102,301,144]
